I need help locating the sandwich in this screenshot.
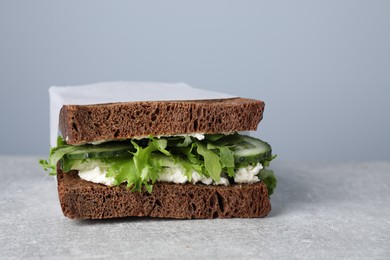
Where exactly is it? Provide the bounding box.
[39,86,276,219]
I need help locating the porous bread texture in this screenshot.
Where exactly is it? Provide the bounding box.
[57,170,271,219]
[59,98,265,145]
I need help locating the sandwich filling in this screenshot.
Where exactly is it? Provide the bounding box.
[40,133,277,195]
[76,161,263,186]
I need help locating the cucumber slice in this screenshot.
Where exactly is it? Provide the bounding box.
[62,135,271,165]
[231,135,272,164]
[65,143,134,159]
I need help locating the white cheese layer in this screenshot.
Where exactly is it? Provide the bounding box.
[156,133,205,141]
[78,166,115,186]
[157,165,230,186]
[234,163,263,184]
[73,160,115,186]
[76,162,262,187]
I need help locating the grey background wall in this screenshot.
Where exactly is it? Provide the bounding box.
[0,1,389,161]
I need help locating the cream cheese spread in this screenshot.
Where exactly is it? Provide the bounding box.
[76,161,263,187]
[78,166,115,186]
[234,163,263,184]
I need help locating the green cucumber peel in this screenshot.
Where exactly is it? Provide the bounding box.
[258,169,277,196]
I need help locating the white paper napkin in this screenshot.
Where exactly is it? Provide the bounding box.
[49,82,236,147]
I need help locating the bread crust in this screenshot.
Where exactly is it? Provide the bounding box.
[57,170,271,219]
[59,98,265,145]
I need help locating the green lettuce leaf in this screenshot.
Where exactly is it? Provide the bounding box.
[196,142,222,182]
[176,136,193,147]
[207,143,235,177]
[38,136,78,175]
[129,138,171,192]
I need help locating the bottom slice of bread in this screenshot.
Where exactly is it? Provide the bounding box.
[57,170,271,219]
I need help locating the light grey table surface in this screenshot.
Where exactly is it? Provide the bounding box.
[0,156,389,260]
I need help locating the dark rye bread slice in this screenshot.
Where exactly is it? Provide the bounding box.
[57,170,271,219]
[59,98,265,145]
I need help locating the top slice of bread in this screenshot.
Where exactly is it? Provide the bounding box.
[59,98,265,145]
